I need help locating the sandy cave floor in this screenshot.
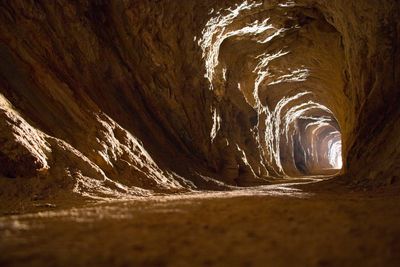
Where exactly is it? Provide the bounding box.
[1,180,400,267]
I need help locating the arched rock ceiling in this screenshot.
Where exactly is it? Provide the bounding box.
[197,0,347,178]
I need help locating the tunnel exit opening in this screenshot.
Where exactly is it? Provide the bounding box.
[328,138,342,170]
[290,114,343,176]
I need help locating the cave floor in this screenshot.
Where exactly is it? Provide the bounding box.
[1,182,400,267]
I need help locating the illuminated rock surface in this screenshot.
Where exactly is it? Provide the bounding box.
[0,0,399,196]
[0,0,399,265]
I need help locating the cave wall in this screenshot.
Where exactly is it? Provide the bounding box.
[321,0,400,185]
[0,0,215,199]
[0,0,399,199]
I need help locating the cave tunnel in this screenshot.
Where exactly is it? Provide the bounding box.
[201,2,348,181]
[0,0,399,266]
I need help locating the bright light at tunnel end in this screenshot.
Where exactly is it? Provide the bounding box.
[328,140,343,169]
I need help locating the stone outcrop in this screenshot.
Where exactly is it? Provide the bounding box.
[0,0,399,201]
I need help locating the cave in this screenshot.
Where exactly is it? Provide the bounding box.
[0,0,399,266]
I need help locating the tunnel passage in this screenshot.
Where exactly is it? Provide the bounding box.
[291,113,343,176]
[198,0,347,180]
[0,0,398,200]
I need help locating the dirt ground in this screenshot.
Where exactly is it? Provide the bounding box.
[1,182,400,267]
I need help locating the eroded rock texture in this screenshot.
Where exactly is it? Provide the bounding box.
[0,0,399,201]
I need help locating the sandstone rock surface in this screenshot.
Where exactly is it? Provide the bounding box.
[0,0,399,203]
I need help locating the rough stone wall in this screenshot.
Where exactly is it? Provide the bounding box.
[321,0,400,185]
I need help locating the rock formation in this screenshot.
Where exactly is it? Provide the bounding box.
[0,0,399,202]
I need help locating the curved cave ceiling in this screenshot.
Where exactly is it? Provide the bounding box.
[197,1,350,179]
[0,0,399,198]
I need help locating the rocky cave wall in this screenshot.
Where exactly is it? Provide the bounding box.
[0,0,399,200]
